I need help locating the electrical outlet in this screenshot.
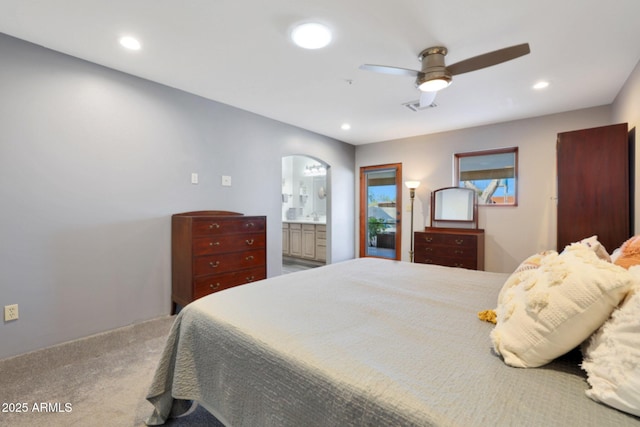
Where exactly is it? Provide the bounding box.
[4,304,18,321]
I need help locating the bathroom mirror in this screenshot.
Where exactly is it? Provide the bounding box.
[431,187,477,228]
[281,155,327,223]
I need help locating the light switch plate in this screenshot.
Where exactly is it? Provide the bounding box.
[191,173,199,184]
[221,175,232,186]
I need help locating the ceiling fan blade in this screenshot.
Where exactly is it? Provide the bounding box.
[419,91,437,108]
[446,43,530,76]
[359,64,419,77]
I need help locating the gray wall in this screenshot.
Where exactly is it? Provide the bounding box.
[0,33,355,359]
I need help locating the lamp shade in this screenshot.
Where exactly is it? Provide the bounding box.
[405,181,421,189]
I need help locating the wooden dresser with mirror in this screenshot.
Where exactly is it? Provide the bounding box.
[414,187,485,270]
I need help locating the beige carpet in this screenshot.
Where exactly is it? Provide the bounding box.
[0,316,223,427]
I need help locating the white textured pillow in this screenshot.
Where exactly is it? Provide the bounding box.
[578,235,611,262]
[491,243,633,368]
[496,250,557,305]
[581,269,640,417]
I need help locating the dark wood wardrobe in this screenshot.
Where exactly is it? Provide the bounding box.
[557,123,632,253]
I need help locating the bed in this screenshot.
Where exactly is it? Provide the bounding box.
[145,257,640,426]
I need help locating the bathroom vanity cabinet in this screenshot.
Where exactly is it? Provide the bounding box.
[283,222,326,262]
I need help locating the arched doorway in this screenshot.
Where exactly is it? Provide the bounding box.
[281,155,329,273]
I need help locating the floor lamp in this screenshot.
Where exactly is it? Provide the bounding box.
[405,181,420,262]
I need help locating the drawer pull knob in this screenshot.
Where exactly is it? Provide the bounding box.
[245,222,255,228]
[209,223,220,229]
[209,261,220,268]
[246,239,255,245]
[246,276,255,282]
[425,237,433,242]
[454,250,464,255]
[209,241,220,246]
[455,239,464,245]
[209,283,220,290]
[425,247,433,252]
[246,255,254,261]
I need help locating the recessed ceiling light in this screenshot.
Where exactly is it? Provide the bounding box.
[533,81,549,90]
[119,36,141,51]
[291,22,332,49]
[341,123,351,131]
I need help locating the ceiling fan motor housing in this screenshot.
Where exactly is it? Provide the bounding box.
[417,46,452,89]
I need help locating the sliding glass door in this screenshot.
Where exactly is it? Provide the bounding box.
[359,164,402,260]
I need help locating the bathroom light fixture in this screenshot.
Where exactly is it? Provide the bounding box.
[119,36,141,50]
[304,164,327,176]
[405,181,421,262]
[291,22,332,49]
[341,123,351,131]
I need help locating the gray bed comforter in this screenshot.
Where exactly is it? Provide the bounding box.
[146,258,639,426]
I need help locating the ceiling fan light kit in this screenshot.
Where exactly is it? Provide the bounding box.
[417,46,452,92]
[417,76,451,92]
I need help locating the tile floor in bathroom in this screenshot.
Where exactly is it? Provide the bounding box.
[282,256,324,274]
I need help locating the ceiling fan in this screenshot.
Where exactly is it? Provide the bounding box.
[359,43,530,107]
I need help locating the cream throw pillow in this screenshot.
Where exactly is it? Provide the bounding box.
[581,270,640,417]
[578,235,611,262]
[491,243,633,368]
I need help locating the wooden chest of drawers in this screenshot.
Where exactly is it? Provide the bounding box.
[414,227,485,270]
[171,211,267,313]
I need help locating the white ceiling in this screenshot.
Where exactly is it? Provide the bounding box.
[1,0,640,145]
